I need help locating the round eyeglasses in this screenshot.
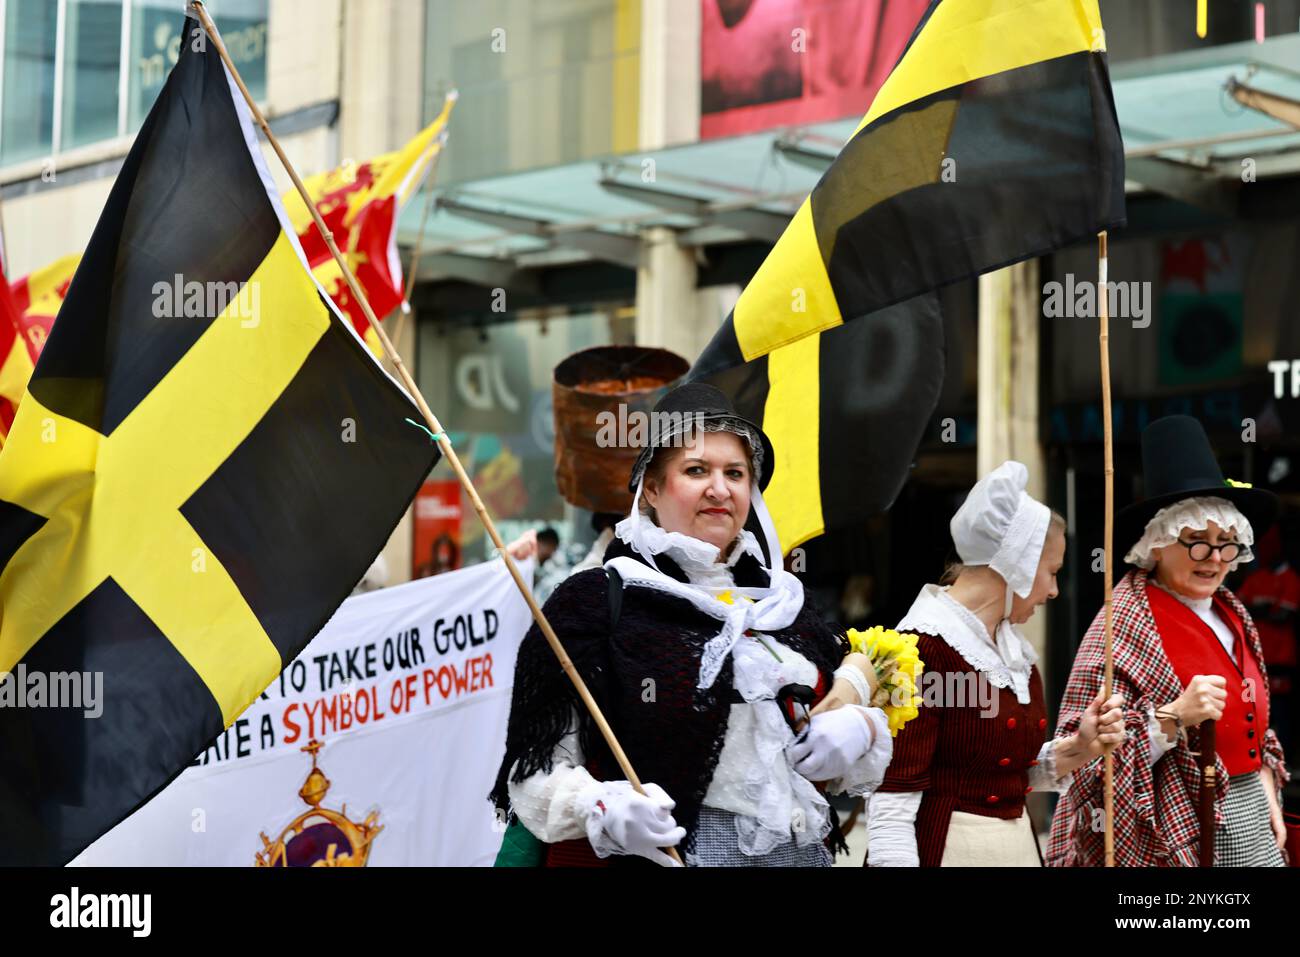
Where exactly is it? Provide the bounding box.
[1173,539,1241,563]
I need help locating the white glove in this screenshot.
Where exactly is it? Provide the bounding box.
[787,705,874,782]
[584,781,685,867]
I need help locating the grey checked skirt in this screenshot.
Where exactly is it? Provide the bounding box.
[1216,771,1285,867]
[685,806,833,867]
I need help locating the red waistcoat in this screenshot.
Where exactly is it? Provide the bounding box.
[1147,584,1268,776]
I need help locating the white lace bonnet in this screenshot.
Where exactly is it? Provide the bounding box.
[1123,496,1255,571]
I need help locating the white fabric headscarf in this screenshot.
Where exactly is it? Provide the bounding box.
[607,429,804,690]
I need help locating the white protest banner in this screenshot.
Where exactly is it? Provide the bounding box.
[72,557,534,867]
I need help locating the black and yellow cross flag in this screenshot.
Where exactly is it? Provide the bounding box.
[692,0,1125,552]
[0,17,438,865]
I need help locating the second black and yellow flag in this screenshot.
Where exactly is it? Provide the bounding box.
[692,0,1126,552]
[694,0,1126,372]
[0,16,438,865]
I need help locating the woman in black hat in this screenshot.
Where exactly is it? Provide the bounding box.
[1046,415,1289,866]
[490,383,892,866]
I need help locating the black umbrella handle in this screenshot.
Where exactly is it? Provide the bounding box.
[1198,719,1217,867]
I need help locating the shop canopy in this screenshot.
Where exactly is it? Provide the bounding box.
[399,33,1300,287]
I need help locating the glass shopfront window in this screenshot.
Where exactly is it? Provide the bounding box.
[62,0,123,150]
[0,0,266,168]
[414,303,633,575]
[422,0,640,187]
[1,0,57,164]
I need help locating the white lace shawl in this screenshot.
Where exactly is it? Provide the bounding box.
[610,474,803,689]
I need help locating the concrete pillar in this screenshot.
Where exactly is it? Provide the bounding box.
[638,0,701,150]
[635,227,701,354]
[339,0,426,160]
[633,0,714,361]
[267,0,342,116]
[977,259,1049,658]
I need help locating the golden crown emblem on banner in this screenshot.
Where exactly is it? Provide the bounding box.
[254,739,383,867]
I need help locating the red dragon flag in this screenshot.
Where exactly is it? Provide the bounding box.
[283,92,457,354]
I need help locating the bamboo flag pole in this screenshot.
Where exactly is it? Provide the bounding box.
[191,3,683,865]
[0,183,9,279]
[1098,230,1116,867]
[388,144,443,366]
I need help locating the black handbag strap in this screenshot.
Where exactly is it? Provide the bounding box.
[606,566,624,632]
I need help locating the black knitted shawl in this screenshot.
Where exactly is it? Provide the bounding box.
[489,537,849,858]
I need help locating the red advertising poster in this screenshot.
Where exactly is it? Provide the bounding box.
[700,0,929,140]
[412,480,464,579]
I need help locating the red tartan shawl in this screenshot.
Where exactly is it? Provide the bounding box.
[1045,569,1288,867]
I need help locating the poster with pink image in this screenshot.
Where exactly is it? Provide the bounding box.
[700,0,930,140]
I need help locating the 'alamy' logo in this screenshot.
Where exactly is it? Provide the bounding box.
[50,887,151,937]
[152,274,260,327]
[1042,274,1150,328]
[594,407,705,449]
[0,665,103,718]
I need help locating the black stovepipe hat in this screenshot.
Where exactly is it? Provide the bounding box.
[1117,415,1277,560]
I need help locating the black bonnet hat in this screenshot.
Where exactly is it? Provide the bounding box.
[627,383,775,493]
[1117,415,1278,559]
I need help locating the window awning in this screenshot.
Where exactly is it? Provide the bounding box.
[400,33,1300,285]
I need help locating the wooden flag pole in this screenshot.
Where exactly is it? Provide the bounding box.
[388,140,444,366]
[1098,230,1116,867]
[191,2,683,865]
[0,182,9,276]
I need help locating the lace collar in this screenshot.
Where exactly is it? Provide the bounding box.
[897,584,1038,704]
[666,529,763,581]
